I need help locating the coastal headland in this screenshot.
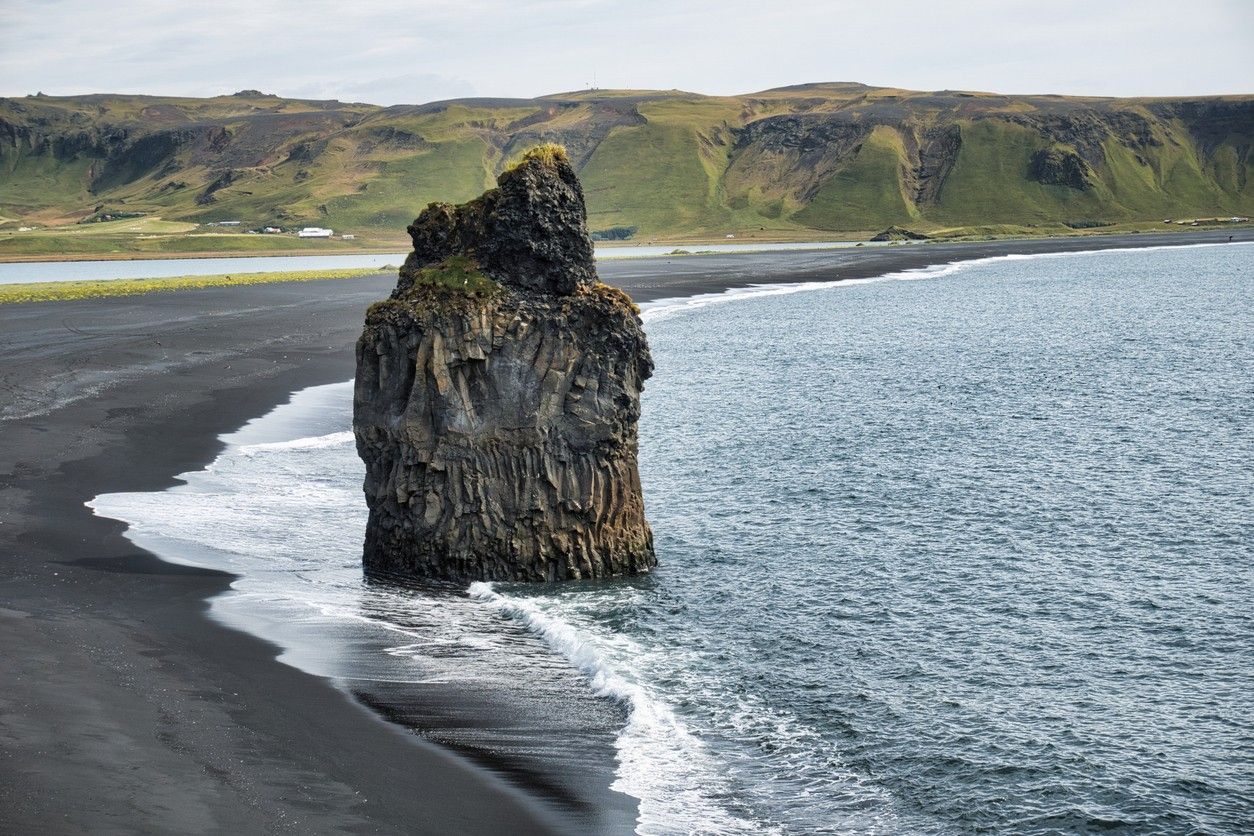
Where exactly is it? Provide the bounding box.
[2,85,1251,258]
[0,229,1249,833]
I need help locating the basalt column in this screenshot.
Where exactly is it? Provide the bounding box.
[353,146,656,582]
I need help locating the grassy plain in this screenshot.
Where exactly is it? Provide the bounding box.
[0,266,393,304]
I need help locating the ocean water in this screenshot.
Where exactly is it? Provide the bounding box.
[0,240,868,285]
[91,243,1254,834]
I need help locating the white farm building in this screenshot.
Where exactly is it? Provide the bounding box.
[297,227,334,238]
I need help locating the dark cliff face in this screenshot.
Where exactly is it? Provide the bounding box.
[354,147,656,582]
[1028,147,1094,190]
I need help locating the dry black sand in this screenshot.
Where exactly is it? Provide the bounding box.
[1,230,1247,834]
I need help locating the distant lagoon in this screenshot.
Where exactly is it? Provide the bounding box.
[0,241,877,286]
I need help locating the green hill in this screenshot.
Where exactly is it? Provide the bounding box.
[2,84,1250,253]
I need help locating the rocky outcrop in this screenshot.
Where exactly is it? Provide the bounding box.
[354,145,656,582]
[905,124,962,206]
[397,146,597,296]
[871,225,929,241]
[1028,147,1094,190]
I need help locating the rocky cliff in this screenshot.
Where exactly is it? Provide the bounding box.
[5,86,1251,240]
[353,146,656,582]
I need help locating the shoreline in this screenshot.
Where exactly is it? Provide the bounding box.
[88,381,641,834]
[1,223,1247,265]
[1,228,1250,833]
[0,275,583,833]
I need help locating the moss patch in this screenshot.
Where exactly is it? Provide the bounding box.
[405,255,501,297]
[506,143,570,172]
[584,281,640,315]
[374,256,503,323]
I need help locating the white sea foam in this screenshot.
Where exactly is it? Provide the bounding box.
[638,239,1253,323]
[238,430,355,455]
[640,264,957,324]
[469,582,772,835]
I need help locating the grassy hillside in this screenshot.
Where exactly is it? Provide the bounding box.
[1,84,1250,254]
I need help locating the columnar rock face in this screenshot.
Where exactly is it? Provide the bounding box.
[354,146,656,582]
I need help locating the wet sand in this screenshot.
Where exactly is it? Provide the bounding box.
[0,229,1247,834]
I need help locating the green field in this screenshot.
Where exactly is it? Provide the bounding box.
[0,266,394,304]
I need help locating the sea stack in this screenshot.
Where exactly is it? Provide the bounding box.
[353,145,656,582]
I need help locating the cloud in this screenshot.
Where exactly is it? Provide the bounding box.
[0,0,1251,102]
[287,73,477,105]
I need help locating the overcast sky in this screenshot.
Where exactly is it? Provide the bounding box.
[2,0,1251,104]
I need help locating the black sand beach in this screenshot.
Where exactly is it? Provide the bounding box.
[1,229,1248,834]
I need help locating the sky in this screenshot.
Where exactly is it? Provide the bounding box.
[1,0,1251,104]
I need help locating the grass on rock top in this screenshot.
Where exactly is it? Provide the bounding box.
[405,256,501,297]
[508,143,570,170]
